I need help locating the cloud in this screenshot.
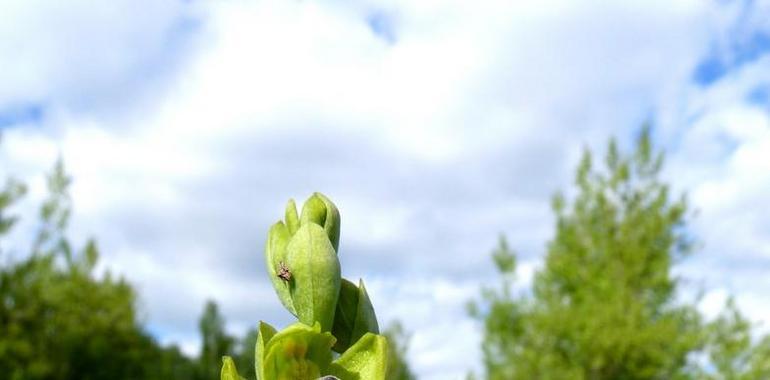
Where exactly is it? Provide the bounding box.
[0,0,202,123]
[3,0,770,377]
[666,51,770,334]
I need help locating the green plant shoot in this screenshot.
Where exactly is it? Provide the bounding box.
[221,193,388,380]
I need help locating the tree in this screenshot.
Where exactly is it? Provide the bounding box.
[198,300,234,380]
[155,344,198,380]
[698,299,770,379]
[383,321,417,380]
[0,175,25,248]
[0,158,195,380]
[234,328,258,380]
[470,128,769,379]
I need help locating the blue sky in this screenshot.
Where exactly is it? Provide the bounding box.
[2,0,770,378]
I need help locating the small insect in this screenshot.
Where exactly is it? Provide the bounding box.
[277,261,292,282]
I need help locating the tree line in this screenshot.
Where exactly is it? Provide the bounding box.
[3,127,769,379]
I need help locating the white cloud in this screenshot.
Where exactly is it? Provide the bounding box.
[665,53,770,333]
[0,0,201,117]
[367,276,483,378]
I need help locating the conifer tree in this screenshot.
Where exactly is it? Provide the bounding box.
[471,128,770,379]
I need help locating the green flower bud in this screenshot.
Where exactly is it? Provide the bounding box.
[265,193,342,330]
[332,279,379,353]
[262,322,336,380]
[251,193,389,380]
[221,356,243,380]
[286,223,341,332]
[327,333,390,380]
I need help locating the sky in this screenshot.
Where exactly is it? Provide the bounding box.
[1,0,770,378]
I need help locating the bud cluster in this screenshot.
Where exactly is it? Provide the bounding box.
[221,193,388,380]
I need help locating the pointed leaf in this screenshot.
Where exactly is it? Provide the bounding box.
[256,321,277,380]
[332,279,359,352]
[352,279,379,341]
[221,356,243,380]
[332,279,379,352]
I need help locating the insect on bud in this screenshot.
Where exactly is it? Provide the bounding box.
[277,261,292,282]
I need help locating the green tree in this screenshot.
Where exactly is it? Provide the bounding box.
[0,159,195,380]
[234,328,258,380]
[155,344,198,380]
[198,300,235,380]
[470,129,769,379]
[0,175,25,246]
[697,299,770,379]
[383,321,417,380]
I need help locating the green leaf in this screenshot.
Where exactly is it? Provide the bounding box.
[332,279,379,353]
[332,279,358,352]
[327,333,389,380]
[286,223,341,332]
[256,321,277,380]
[265,221,296,315]
[221,356,243,380]
[351,281,378,343]
[263,322,336,380]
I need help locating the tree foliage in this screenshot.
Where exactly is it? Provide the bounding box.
[383,321,417,380]
[234,328,258,380]
[0,159,196,380]
[198,300,235,380]
[471,128,770,379]
[698,299,770,379]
